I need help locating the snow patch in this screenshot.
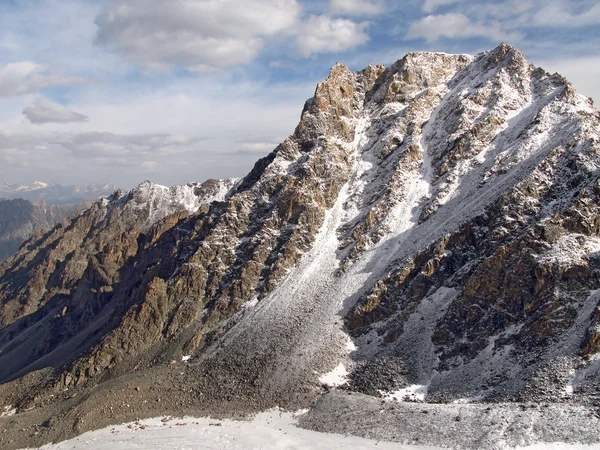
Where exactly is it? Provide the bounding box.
[127,178,238,230]
[242,296,259,309]
[1,405,16,417]
[319,363,348,387]
[36,410,410,450]
[515,445,600,450]
[537,234,600,266]
[382,384,428,402]
[346,339,357,352]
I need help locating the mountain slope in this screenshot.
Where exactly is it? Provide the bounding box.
[0,199,84,263]
[1,44,600,448]
[0,178,238,382]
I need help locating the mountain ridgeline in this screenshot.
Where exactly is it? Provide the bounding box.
[1,44,600,447]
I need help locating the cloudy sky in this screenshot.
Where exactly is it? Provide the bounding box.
[1,0,599,189]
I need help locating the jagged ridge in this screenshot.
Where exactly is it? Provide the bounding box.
[1,44,600,449]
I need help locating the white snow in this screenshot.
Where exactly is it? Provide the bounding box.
[382,384,428,402]
[126,178,238,230]
[346,338,357,352]
[537,234,600,266]
[181,355,191,362]
[515,445,600,450]
[1,405,16,417]
[564,384,574,396]
[35,410,422,450]
[318,363,348,387]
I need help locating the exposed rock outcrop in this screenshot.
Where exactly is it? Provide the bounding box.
[1,45,600,445]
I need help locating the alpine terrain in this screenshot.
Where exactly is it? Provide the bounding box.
[1,44,600,449]
[0,199,86,263]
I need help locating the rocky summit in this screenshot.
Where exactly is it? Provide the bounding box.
[1,44,600,449]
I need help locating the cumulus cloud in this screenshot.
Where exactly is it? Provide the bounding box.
[330,0,385,16]
[406,13,522,42]
[95,0,301,71]
[295,15,370,58]
[422,0,463,13]
[23,97,88,125]
[0,61,91,97]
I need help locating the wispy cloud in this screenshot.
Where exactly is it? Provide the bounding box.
[23,97,88,125]
[422,0,464,14]
[330,0,385,16]
[0,74,317,187]
[0,61,92,97]
[529,1,600,28]
[406,13,522,43]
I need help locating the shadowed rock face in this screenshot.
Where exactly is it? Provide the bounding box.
[0,44,599,421]
[0,199,84,263]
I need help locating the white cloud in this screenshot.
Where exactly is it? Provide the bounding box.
[530,2,600,28]
[0,73,317,188]
[0,61,91,97]
[0,130,200,181]
[330,0,385,16]
[455,0,600,30]
[23,97,88,125]
[422,0,463,13]
[59,132,198,160]
[406,13,522,42]
[295,15,370,58]
[95,0,301,71]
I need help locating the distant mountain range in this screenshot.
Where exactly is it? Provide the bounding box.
[0,182,118,205]
[0,199,87,263]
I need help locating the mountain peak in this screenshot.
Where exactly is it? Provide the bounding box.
[1,45,600,448]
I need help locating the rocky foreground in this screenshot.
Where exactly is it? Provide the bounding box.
[1,43,600,448]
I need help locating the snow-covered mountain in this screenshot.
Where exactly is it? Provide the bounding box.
[0,182,118,205]
[1,44,600,449]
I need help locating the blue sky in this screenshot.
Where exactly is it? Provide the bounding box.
[0,0,599,189]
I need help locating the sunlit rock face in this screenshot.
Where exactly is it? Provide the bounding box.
[1,44,599,418]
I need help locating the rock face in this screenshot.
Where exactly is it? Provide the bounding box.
[1,44,600,426]
[0,178,238,385]
[0,199,84,263]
